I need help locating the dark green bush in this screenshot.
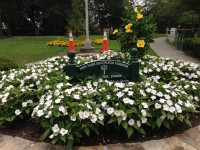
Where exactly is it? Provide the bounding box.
[0,58,18,71]
[108,33,118,40]
[183,38,200,59]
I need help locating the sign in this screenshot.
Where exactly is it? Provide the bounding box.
[169,28,176,43]
[66,48,139,82]
[77,60,130,80]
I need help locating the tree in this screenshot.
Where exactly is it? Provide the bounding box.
[68,0,84,34]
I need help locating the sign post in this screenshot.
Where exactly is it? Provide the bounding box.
[66,48,139,82]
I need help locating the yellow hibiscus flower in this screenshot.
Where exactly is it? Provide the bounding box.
[113,29,118,34]
[125,23,133,33]
[137,40,145,48]
[137,13,143,20]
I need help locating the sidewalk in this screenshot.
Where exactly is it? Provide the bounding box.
[150,37,200,64]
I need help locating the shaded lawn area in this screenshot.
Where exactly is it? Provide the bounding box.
[0,36,120,67]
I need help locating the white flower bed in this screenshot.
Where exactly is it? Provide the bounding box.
[0,51,199,148]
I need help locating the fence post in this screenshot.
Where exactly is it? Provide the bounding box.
[67,51,77,79]
[130,48,139,82]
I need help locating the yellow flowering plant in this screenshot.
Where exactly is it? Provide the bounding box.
[117,5,156,58]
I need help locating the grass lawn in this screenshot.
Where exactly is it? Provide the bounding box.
[0,36,120,67]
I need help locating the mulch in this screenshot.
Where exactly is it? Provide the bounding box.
[0,113,199,146]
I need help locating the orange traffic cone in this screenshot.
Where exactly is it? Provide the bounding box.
[102,28,109,52]
[68,29,75,51]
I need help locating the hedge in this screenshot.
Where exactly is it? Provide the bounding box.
[183,38,200,59]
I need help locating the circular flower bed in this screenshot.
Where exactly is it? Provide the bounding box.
[0,51,199,149]
[47,39,103,47]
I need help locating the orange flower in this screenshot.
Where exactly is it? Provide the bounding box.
[137,40,145,48]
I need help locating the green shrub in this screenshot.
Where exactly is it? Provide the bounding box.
[183,38,200,59]
[0,58,18,71]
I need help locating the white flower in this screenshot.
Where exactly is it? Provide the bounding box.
[107,107,114,115]
[37,110,44,117]
[128,119,135,126]
[101,102,107,107]
[90,114,98,123]
[141,109,147,116]
[166,100,173,106]
[15,109,21,116]
[142,102,148,108]
[98,114,104,120]
[95,108,101,114]
[137,120,141,127]
[22,102,28,107]
[55,98,61,104]
[159,98,165,103]
[123,98,130,104]
[54,89,60,96]
[163,104,169,111]
[141,117,147,124]
[128,91,133,96]
[169,106,175,113]
[52,124,60,133]
[171,91,177,97]
[70,116,76,121]
[116,92,124,98]
[155,103,162,109]
[115,82,125,88]
[49,134,54,139]
[164,94,171,100]
[93,82,98,87]
[74,94,80,100]
[140,90,146,97]
[60,128,68,136]
[157,92,163,97]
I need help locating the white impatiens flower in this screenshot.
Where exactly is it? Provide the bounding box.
[52,124,60,133]
[98,114,104,120]
[70,116,76,121]
[107,107,114,115]
[55,98,61,104]
[128,119,135,126]
[137,120,141,127]
[141,109,147,116]
[90,114,98,123]
[60,128,68,136]
[95,108,101,114]
[22,102,28,107]
[123,98,130,104]
[141,117,147,124]
[151,95,156,100]
[142,102,148,108]
[54,89,60,96]
[157,92,163,97]
[15,109,21,116]
[101,101,107,107]
[155,103,162,109]
[74,94,80,100]
[116,92,124,98]
[166,100,173,106]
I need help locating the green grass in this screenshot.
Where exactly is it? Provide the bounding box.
[0,35,158,68]
[0,36,121,67]
[153,33,166,38]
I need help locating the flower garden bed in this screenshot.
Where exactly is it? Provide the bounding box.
[0,51,199,149]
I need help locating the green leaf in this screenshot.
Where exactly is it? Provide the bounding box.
[51,137,59,144]
[41,120,51,128]
[60,136,67,143]
[125,108,137,115]
[74,132,82,138]
[84,127,90,136]
[97,120,104,126]
[156,118,162,128]
[67,139,74,150]
[117,117,122,125]
[5,115,15,122]
[107,116,117,124]
[121,121,128,130]
[39,128,51,141]
[177,115,183,122]
[67,134,74,140]
[163,120,171,130]
[127,127,134,138]
[185,119,192,127]
[137,128,146,135]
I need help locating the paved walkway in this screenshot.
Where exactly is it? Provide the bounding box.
[150,37,200,64]
[1,37,200,150]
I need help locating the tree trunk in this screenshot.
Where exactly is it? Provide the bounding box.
[0,10,3,39]
[7,22,12,37]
